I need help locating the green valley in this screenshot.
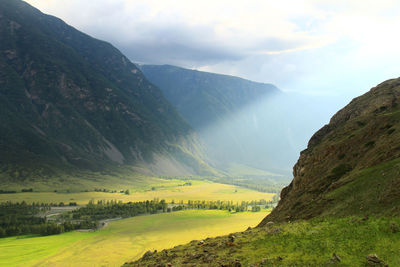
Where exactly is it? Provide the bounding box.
[1,0,400,266]
[0,210,269,267]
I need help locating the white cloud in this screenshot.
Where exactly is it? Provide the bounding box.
[25,0,400,96]
[25,0,330,55]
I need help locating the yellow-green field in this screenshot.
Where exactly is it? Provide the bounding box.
[0,210,269,267]
[0,180,274,204]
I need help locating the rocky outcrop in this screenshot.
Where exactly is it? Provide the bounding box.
[260,77,400,224]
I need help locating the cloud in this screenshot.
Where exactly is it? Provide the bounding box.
[25,0,329,64]
[25,0,400,97]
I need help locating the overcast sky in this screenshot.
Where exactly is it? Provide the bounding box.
[26,0,400,101]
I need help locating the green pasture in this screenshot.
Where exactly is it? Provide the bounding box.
[0,210,269,266]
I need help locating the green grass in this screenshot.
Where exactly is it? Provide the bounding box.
[0,210,269,267]
[0,232,90,266]
[325,157,400,217]
[130,216,400,266]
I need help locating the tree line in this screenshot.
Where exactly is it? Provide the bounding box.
[0,188,33,194]
[182,200,267,212]
[0,198,271,238]
[63,199,168,221]
[0,201,94,238]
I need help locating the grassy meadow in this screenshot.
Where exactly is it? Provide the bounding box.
[0,209,269,267]
[0,180,274,205]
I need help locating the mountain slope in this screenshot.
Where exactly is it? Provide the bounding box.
[0,0,213,179]
[260,77,400,224]
[139,64,280,129]
[140,64,298,175]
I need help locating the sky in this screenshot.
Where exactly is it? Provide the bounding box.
[25,0,400,101]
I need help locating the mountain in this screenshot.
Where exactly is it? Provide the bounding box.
[139,64,280,129]
[140,64,296,175]
[140,64,339,177]
[260,77,400,224]
[127,77,400,266]
[0,0,214,180]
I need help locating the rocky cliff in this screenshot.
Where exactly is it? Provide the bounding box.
[260,78,400,224]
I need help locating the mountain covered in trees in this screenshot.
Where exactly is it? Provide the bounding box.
[0,0,214,180]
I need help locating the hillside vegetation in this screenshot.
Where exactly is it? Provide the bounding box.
[128,216,400,266]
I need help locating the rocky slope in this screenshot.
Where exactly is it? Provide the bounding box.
[260,77,400,224]
[0,0,213,179]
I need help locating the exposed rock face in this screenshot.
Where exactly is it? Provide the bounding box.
[260,78,400,224]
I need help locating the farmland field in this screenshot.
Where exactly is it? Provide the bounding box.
[0,180,274,204]
[0,210,269,267]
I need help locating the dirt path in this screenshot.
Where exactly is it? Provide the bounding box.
[97,217,123,229]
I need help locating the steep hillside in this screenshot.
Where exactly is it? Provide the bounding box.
[139,64,279,129]
[140,64,298,174]
[261,77,400,224]
[0,0,213,179]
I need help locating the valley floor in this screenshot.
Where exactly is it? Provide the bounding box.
[0,180,274,205]
[0,210,268,267]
